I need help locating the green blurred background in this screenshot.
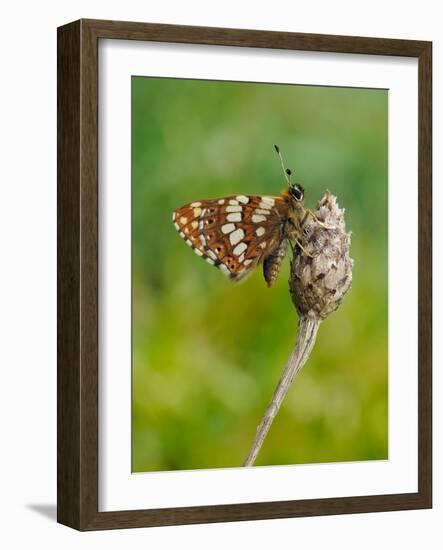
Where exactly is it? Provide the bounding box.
[132,77,388,472]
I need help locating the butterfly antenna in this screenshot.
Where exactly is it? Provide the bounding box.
[274,144,292,185]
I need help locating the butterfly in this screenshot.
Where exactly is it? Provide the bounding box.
[172,145,330,287]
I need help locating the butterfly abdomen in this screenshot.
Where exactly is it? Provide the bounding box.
[263,237,288,287]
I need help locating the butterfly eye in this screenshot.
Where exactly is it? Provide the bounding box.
[290,184,304,201]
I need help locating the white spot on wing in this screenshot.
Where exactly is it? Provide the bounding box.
[244,259,253,266]
[218,199,225,204]
[238,253,245,263]
[261,197,275,206]
[259,241,267,249]
[194,248,203,257]
[193,207,202,217]
[218,263,230,275]
[221,223,235,234]
[179,231,186,238]
[229,199,239,205]
[236,195,250,204]
[227,212,242,222]
[192,221,198,229]
[172,212,176,221]
[226,205,242,213]
[191,202,202,207]
[254,208,270,215]
[207,249,218,261]
[179,216,188,224]
[229,228,245,245]
[256,226,265,237]
[205,257,215,265]
[174,222,180,230]
[252,214,267,223]
[233,242,247,256]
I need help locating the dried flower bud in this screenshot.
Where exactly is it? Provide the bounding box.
[290,191,353,320]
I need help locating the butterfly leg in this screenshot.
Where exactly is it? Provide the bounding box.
[292,237,313,258]
[305,209,335,230]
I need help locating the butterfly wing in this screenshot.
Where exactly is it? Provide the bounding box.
[173,194,288,283]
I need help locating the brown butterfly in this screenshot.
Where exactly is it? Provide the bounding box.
[172,145,330,287]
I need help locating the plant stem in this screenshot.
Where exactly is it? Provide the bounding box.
[243,317,321,467]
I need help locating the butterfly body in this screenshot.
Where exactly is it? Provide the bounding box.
[173,183,311,287]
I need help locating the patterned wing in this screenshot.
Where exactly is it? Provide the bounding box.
[173,194,289,283]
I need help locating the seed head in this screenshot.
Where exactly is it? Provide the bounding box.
[290,191,353,320]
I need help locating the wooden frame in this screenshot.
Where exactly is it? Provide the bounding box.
[57,18,432,530]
